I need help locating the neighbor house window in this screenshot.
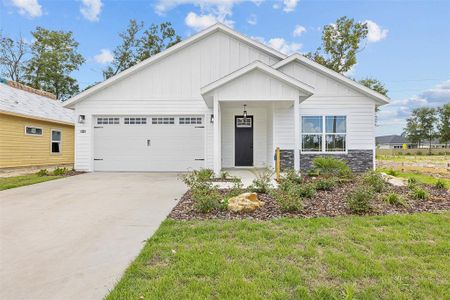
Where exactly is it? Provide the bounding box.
[25,126,43,136]
[51,130,61,154]
[301,116,347,152]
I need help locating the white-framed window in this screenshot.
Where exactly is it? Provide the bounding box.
[124,117,147,124]
[25,126,43,136]
[51,130,61,154]
[152,117,174,124]
[301,115,347,153]
[236,117,252,128]
[97,117,120,125]
[179,117,202,125]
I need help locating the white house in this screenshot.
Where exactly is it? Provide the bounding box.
[64,23,389,174]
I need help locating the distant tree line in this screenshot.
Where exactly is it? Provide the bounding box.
[404,104,450,152]
[0,21,179,100]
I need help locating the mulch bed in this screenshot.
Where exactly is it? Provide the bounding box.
[169,179,450,221]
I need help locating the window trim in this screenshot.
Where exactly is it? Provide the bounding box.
[51,129,62,155]
[24,126,43,136]
[300,114,348,154]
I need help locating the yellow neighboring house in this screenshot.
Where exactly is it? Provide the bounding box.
[0,80,75,171]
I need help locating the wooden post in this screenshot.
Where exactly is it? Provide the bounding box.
[276,147,280,182]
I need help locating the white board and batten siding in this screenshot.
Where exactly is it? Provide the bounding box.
[73,31,282,171]
[279,62,376,151]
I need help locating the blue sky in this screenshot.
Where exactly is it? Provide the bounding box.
[1,0,449,136]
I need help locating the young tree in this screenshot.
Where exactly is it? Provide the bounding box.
[103,20,180,80]
[0,33,28,83]
[405,107,438,153]
[404,115,422,147]
[306,16,368,74]
[437,104,450,147]
[25,27,85,100]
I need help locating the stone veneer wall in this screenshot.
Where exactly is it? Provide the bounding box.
[278,149,374,173]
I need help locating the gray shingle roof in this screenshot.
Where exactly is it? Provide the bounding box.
[0,82,74,124]
[376,135,408,144]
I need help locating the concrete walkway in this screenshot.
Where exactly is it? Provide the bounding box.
[0,172,186,300]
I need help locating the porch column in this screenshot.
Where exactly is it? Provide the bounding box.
[213,96,221,175]
[293,99,300,171]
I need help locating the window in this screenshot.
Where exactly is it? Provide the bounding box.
[179,117,202,125]
[124,117,147,124]
[51,130,61,154]
[301,116,347,152]
[152,117,174,124]
[97,117,119,125]
[236,117,252,128]
[25,126,43,136]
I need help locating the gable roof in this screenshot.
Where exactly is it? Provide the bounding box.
[0,82,74,125]
[273,54,390,105]
[201,61,315,96]
[376,135,408,144]
[63,23,287,108]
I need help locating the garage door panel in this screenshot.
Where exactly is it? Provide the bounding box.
[94,116,204,172]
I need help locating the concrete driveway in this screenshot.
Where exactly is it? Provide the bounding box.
[0,172,186,300]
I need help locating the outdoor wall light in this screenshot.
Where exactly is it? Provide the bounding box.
[210,114,214,123]
[78,115,86,124]
[243,104,248,120]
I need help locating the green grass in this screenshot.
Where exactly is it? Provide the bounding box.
[107,213,450,299]
[376,154,449,163]
[378,168,450,186]
[0,174,62,191]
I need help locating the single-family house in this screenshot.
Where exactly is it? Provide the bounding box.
[376,135,413,149]
[0,80,75,171]
[63,23,389,174]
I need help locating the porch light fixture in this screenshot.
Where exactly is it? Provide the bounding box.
[78,115,86,124]
[210,114,214,124]
[243,104,248,120]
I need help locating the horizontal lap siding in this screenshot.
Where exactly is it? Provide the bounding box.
[0,114,74,168]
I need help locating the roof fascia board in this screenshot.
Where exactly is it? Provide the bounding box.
[64,23,286,108]
[273,54,390,104]
[0,110,74,126]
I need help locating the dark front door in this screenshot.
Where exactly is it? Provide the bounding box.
[235,115,253,166]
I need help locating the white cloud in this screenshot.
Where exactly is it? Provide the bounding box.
[11,0,42,18]
[293,25,306,37]
[272,3,280,9]
[80,0,103,22]
[185,12,225,31]
[283,0,299,12]
[253,36,301,55]
[247,14,257,25]
[94,49,113,64]
[365,20,388,43]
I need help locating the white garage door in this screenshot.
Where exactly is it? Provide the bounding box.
[93,116,205,172]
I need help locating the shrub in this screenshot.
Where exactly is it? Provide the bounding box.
[306,169,320,177]
[227,179,244,198]
[383,192,406,206]
[386,169,399,176]
[52,167,68,176]
[435,179,447,189]
[191,185,221,213]
[410,187,429,200]
[315,178,336,191]
[363,171,385,193]
[249,168,273,193]
[296,183,316,198]
[36,169,48,177]
[312,156,352,178]
[196,168,214,181]
[219,170,230,180]
[282,168,303,184]
[346,187,373,214]
[272,189,303,212]
[416,151,423,156]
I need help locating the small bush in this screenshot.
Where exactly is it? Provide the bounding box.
[416,151,423,156]
[219,170,230,180]
[296,183,316,198]
[249,168,273,193]
[312,156,352,178]
[386,169,399,176]
[410,187,429,200]
[363,171,385,193]
[52,167,68,176]
[306,169,320,177]
[405,152,411,156]
[346,187,373,214]
[191,185,221,213]
[227,179,244,198]
[271,189,303,212]
[282,169,303,184]
[315,178,336,191]
[36,169,48,177]
[196,168,214,181]
[435,179,447,189]
[383,192,406,207]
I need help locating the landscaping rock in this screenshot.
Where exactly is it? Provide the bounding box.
[228,192,264,212]
[381,173,406,186]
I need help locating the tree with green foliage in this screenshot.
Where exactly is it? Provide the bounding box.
[404,116,422,147]
[24,27,85,100]
[0,33,28,83]
[405,107,437,153]
[306,16,368,74]
[358,78,388,96]
[437,104,450,147]
[103,20,181,80]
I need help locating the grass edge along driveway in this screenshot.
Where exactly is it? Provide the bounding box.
[107,212,449,299]
[0,174,62,191]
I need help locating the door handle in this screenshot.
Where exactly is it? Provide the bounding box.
[147,139,151,146]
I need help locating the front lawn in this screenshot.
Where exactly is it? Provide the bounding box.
[107,212,449,299]
[0,174,62,191]
[378,168,450,187]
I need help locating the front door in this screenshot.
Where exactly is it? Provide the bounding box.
[235,115,253,166]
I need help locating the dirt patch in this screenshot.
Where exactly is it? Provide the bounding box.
[168,180,449,221]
